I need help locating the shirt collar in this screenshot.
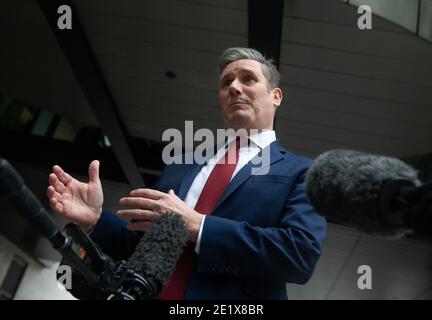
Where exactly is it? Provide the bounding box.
[224,129,276,149]
[248,130,276,149]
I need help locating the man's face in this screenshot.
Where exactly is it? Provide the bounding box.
[219,59,282,131]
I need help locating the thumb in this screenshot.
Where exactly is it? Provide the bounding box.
[88,160,100,184]
[168,189,176,196]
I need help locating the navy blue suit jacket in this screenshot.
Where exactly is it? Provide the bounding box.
[89,140,326,299]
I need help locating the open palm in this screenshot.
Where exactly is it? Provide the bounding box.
[47,160,103,231]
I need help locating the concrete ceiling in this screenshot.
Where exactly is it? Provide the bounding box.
[1,0,431,159]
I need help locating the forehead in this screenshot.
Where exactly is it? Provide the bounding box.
[220,59,264,78]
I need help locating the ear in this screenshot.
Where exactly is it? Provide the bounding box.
[272,87,283,108]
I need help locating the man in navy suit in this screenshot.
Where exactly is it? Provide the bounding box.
[47,47,326,299]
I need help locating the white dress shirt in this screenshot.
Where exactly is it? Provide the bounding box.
[184,130,277,253]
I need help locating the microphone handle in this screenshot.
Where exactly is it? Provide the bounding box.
[0,158,63,243]
[108,267,159,300]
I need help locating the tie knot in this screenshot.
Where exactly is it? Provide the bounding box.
[234,136,249,150]
[222,137,240,165]
[235,136,241,150]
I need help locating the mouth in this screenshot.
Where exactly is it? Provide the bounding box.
[229,101,249,108]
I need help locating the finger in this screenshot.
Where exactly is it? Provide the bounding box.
[48,173,66,193]
[117,209,159,221]
[47,186,62,202]
[127,220,153,231]
[49,197,63,214]
[168,189,178,198]
[52,165,73,185]
[119,197,158,209]
[130,188,165,199]
[88,160,100,184]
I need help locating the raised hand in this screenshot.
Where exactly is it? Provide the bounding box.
[47,160,104,231]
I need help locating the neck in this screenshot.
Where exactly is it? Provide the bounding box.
[225,127,273,136]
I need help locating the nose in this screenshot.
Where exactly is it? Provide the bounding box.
[228,79,242,96]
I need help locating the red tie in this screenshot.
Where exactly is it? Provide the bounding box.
[160,137,240,299]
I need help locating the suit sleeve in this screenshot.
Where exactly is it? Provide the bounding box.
[89,208,143,261]
[197,166,327,284]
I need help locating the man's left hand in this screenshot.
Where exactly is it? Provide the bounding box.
[117,188,204,242]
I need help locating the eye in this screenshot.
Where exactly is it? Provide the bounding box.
[242,75,255,84]
[221,79,232,87]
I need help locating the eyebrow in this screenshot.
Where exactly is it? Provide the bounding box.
[220,68,257,82]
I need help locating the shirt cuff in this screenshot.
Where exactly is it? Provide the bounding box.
[194,215,206,254]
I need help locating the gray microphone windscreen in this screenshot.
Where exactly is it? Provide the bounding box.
[125,212,187,292]
[305,149,420,237]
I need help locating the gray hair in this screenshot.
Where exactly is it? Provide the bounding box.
[218,47,280,89]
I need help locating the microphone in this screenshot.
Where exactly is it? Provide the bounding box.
[67,212,187,300]
[115,212,188,299]
[0,158,67,248]
[305,149,431,238]
[0,157,187,299]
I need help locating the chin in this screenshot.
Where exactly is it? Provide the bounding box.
[226,118,254,131]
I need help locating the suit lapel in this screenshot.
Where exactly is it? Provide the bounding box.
[214,140,285,208]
